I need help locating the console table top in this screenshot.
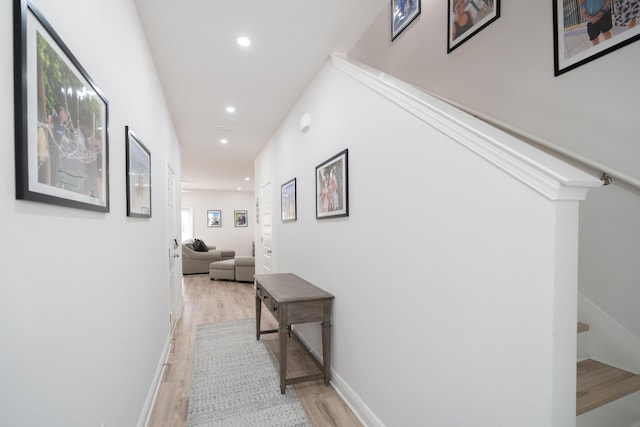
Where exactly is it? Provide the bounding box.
[254,273,334,303]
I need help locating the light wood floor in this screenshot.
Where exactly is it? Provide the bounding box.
[147,275,363,427]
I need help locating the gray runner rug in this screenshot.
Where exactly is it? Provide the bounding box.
[186,318,312,427]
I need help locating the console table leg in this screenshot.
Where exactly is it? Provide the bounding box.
[255,293,261,340]
[321,320,332,386]
[278,326,288,394]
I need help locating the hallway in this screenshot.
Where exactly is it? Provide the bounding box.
[148,276,362,427]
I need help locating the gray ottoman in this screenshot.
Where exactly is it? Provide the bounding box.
[234,257,255,282]
[219,249,236,260]
[209,259,235,281]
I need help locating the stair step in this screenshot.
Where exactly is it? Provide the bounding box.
[577,359,640,415]
[578,322,590,333]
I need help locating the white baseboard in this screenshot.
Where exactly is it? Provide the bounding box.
[578,293,640,374]
[330,371,386,427]
[137,301,184,427]
[293,327,385,427]
[137,333,172,427]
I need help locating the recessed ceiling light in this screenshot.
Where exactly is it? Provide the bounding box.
[225,106,235,113]
[237,36,251,47]
[245,177,250,181]
[220,138,228,144]
[237,187,242,191]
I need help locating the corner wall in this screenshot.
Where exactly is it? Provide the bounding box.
[0,1,181,425]
[254,58,599,426]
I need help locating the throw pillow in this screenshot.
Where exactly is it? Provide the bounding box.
[192,238,208,252]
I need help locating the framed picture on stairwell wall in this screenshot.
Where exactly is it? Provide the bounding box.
[447,0,500,53]
[13,0,110,212]
[553,0,640,76]
[391,0,421,40]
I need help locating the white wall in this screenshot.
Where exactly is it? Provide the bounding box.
[349,2,640,346]
[0,1,181,426]
[181,190,255,257]
[254,59,597,426]
[349,2,640,185]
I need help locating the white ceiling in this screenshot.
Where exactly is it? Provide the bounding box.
[133,0,386,192]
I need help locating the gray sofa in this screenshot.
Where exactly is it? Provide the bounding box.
[182,242,235,275]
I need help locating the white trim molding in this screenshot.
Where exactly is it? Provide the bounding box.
[331,53,602,201]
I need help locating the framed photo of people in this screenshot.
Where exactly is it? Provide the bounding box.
[125,127,151,217]
[281,178,297,222]
[553,0,640,76]
[391,0,421,40]
[14,0,109,212]
[234,210,248,227]
[447,0,500,53]
[316,149,348,219]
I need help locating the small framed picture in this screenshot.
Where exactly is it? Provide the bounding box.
[391,0,421,40]
[316,149,348,219]
[207,210,221,227]
[14,0,109,211]
[553,0,640,76]
[234,210,248,227]
[281,178,297,222]
[447,0,500,53]
[125,127,151,217]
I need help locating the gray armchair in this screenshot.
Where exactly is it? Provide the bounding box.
[182,242,235,275]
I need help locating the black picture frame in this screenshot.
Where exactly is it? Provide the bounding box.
[234,210,248,227]
[316,149,349,219]
[553,0,640,76]
[447,0,500,53]
[13,0,109,212]
[207,209,222,227]
[391,0,421,40]
[281,178,297,222]
[125,127,151,218]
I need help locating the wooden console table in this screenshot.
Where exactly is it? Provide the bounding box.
[254,273,334,394]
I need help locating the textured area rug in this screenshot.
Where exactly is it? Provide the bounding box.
[186,319,312,427]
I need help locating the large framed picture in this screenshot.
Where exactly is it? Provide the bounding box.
[281,178,297,222]
[207,209,221,227]
[447,0,500,53]
[391,0,421,40]
[316,149,348,219]
[234,210,248,227]
[13,0,109,212]
[553,0,640,76]
[125,127,151,218]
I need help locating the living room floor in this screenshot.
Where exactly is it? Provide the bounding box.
[147,275,362,427]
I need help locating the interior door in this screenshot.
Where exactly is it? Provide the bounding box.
[167,165,181,329]
[260,182,272,273]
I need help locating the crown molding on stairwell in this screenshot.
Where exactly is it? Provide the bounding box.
[330,53,603,202]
